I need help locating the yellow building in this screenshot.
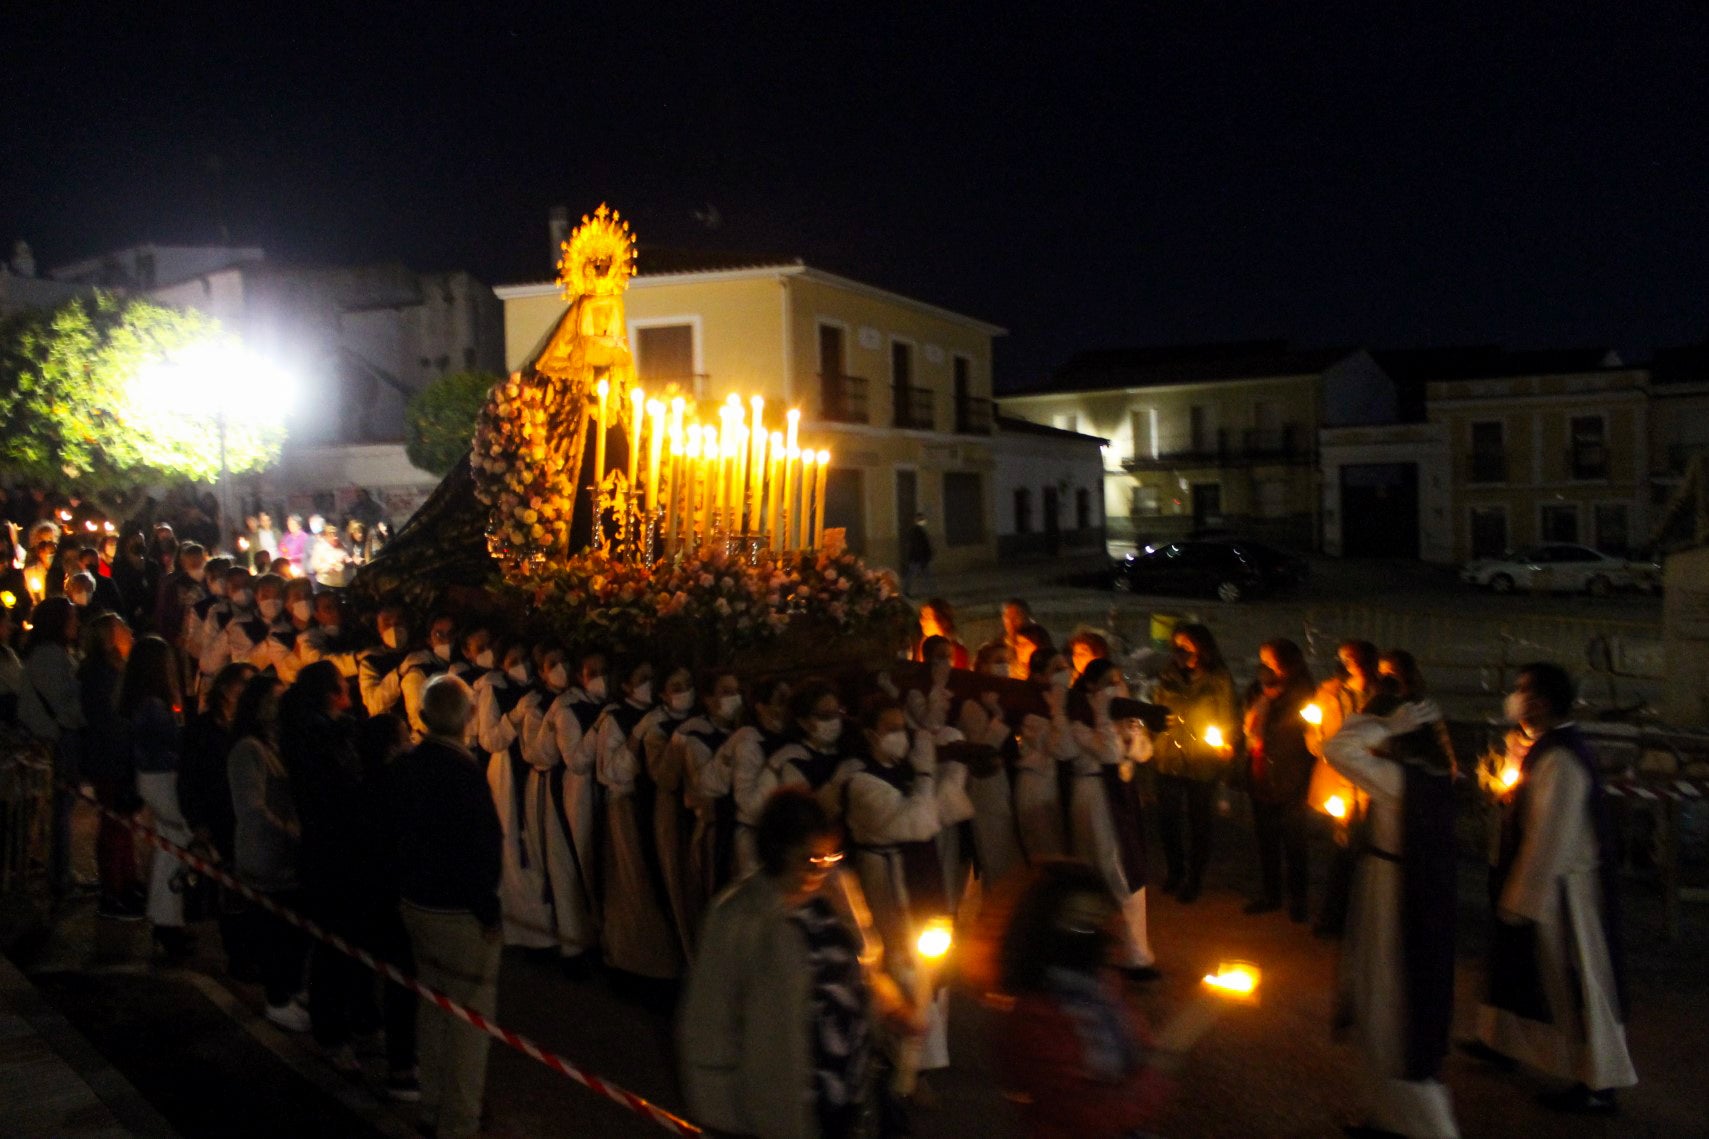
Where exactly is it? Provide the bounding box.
[1425,352,1649,559]
[496,258,1006,573]
[1001,343,1389,548]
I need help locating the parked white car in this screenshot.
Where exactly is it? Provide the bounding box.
[1460,544,1660,596]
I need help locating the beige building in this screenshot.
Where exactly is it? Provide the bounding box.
[496,257,1006,573]
[1000,343,1391,549]
[1424,351,1648,559]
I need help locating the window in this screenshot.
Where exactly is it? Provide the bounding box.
[1594,503,1629,554]
[1470,422,1505,483]
[1132,486,1161,517]
[1570,415,1608,480]
[891,341,912,387]
[1470,507,1508,558]
[1189,406,1209,452]
[942,472,986,547]
[1257,480,1288,519]
[1051,412,1079,432]
[818,324,845,377]
[1013,488,1033,534]
[823,468,866,555]
[1075,488,1091,530]
[636,324,696,388]
[1540,503,1580,544]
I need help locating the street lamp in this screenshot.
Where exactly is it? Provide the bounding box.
[132,339,297,554]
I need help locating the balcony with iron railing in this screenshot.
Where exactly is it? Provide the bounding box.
[1123,425,1315,470]
[955,395,995,435]
[893,384,936,431]
[818,373,869,425]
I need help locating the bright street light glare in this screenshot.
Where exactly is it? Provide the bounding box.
[133,339,299,422]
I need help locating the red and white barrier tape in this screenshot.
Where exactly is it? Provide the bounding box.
[1605,776,1709,803]
[32,761,702,1136]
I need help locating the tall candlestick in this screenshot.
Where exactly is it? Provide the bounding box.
[685,427,703,552]
[702,425,721,545]
[628,386,646,489]
[646,399,666,518]
[797,450,816,551]
[785,407,800,455]
[748,396,766,533]
[594,380,610,487]
[814,450,831,548]
[780,445,798,552]
[767,431,784,551]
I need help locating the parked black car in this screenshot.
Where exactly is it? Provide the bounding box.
[1113,539,1306,602]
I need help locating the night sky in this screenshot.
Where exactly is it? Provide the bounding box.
[3,2,1705,389]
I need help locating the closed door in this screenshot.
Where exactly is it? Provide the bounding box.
[896,470,918,549]
[1191,483,1223,530]
[818,325,844,376]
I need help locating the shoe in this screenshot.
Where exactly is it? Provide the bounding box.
[324,1043,362,1076]
[385,1069,422,1103]
[97,894,145,922]
[1176,882,1201,904]
[264,1001,312,1033]
[1243,898,1281,916]
[1120,965,1163,982]
[1538,1083,1618,1114]
[1455,1038,1517,1072]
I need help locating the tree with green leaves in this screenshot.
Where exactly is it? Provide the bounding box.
[0,291,286,513]
[404,368,497,476]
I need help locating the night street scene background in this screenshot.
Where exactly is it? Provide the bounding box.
[2,4,1707,1138]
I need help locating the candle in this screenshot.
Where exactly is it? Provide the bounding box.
[813,449,830,548]
[785,407,800,455]
[797,449,816,551]
[1499,765,1521,790]
[1325,794,1348,819]
[646,399,666,516]
[767,431,784,550]
[1300,702,1323,726]
[685,427,703,551]
[702,425,721,544]
[628,386,646,489]
[594,379,610,487]
[1202,961,1261,1002]
[780,445,798,552]
[1203,725,1226,750]
[748,396,766,532]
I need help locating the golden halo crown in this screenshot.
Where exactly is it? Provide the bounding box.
[557,203,637,299]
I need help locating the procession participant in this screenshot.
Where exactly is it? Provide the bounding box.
[533,647,609,952]
[1468,663,1635,1114]
[197,564,253,681]
[475,638,554,949]
[644,666,701,961]
[299,591,360,686]
[1002,598,1035,680]
[1014,654,1073,862]
[176,553,231,680]
[954,653,1027,889]
[358,605,413,719]
[1014,622,1057,682]
[675,669,747,951]
[1242,639,1317,921]
[515,643,597,969]
[1064,630,1110,684]
[401,613,457,740]
[763,680,863,822]
[726,677,795,876]
[153,540,206,649]
[912,598,971,670]
[902,635,963,744]
[1153,623,1237,903]
[228,572,294,673]
[843,697,970,1081]
[272,577,318,683]
[1324,695,1461,1138]
[593,660,683,980]
[1310,640,1383,937]
[1066,660,1158,979]
[448,624,496,686]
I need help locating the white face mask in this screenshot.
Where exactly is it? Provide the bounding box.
[381,626,406,650]
[258,597,283,620]
[473,648,495,670]
[985,663,1010,678]
[809,716,842,747]
[186,565,206,583]
[666,690,695,714]
[507,663,531,686]
[1503,691,1528,726]
[546,663,569,690]
[231,588,254,608]
[433,641,452,662]
[629,680,653,706]
[715,693,742,720]
[290,599,312,623]
[209,578,227,598]
[1050,669,1072,690]
[70,590,92,607]
[877,730,909,760]
[583,676,607,701]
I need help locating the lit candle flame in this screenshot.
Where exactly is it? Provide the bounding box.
[1300,702,1323,726]
[1325,794,1347,819]
[1499,765,1521,789]
[1203,725,1226,749]
[1203,961,1260,999]
[916,917,953,960]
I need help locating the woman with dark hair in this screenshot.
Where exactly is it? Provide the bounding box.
[1153,623,1237,903]
[912,598,970,670]
[1066,660,1158,979]
[680,787,907,1139]
[19,595,84,896]
[1242,639,1316,921]
[727,676,797,876]
[181,661,256,968]
[1378,649,1426,700]
[1310,639,1384,937]
[119,634,192,958]
[1014,622,1057,682]
[993,860,1170,1139]
[79,612,141,920]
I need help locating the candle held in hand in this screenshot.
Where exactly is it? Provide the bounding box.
[1203,725,1225,749]
[1300,702,1323,726]
[1325,794,1348,819]
[1202,961,1260,1002]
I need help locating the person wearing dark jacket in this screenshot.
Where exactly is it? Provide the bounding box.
[1242,639,1316,921]
[78,612,141,920]
[181,661,256,972]
[386,674,502,1139]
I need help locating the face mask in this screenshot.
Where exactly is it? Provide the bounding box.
[1503,691,1528,725]
[629,680,653,705]
[507,663,530,686]
[473,648,496,670]
[546,663,569,689]
[666,690,695,714]
[209,579,226,598]
[290,599,312,622]
[187,565,206,583]
[878,730,909,760]
[433,641,452,662]
[985,664,1010,678]
[231,588,254,608]
[381,626,405,650]
[1050,669,1072,690]
[70,590,92,607]
[715,694,742,720]
[809,716,843,747]
[258,597,283,620]
[583,676,607,701]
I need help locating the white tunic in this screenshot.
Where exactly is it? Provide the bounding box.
[517,685,597,956]
[533,687,603,932]
[1067,717,1155,970]
[478,673,554,949]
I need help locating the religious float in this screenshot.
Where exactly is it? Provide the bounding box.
[352,205,913,672]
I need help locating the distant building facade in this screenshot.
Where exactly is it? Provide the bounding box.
[990,416,1106,559]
